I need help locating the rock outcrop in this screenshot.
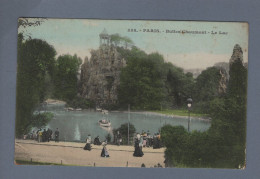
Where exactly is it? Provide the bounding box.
[229,44,244,65]
[217,67,228,94]
[79,44,126,107]
[216,44,246,95]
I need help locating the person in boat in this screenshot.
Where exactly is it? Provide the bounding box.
[133,133,144,157]
[84,134,92,151]
[101,141,109,157]
[94,136,102,145]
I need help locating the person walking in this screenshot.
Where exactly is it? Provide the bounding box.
[38,129,43,143]
[47,128,52,142]
[117,131,122,146]
[133,133,144,157]
[42,129,47,142]
[84,134,92,151]
[101,141,110,157]
[54,128,59,142]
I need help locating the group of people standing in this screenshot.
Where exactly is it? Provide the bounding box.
[25,128,60,143]
[136,131,162,148]
[133,131,162,157]
[83,134,110,158]
[83,130,162,158]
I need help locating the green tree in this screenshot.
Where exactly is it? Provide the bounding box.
[113,123,136,145]
[166,65,195,107]
[161,125,189,167]
[31,112,54,129]
[16,34,56,137]
[53,54,82,101]
[118,51,165,110]
[161,45,247,169]
[194,67,222,101]
[193,67,223,113]
[110,34,134,48]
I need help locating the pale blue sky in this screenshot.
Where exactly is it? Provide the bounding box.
[18,18,248,69]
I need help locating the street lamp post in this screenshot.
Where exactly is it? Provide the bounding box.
[187,97,193,132]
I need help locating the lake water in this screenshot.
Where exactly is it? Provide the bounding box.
[43,104,211,142]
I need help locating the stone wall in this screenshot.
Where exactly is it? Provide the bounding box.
[79,44,126,107]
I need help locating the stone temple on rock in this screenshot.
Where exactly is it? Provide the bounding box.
[79,30,126,108]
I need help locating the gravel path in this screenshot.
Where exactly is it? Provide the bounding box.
[15,139,165,168]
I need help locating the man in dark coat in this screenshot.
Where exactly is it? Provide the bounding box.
[47,128,52,142]
[54,128,59,142]
[42,129,47,142]
[94,136,101,145]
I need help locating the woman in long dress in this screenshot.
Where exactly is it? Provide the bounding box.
[133,134,144,157]
[84,134,92,151]
[101,141,110,157]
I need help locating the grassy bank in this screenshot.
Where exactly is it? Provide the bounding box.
[15,159,89,167]
[152,109,209,118]
[15,159,62,166]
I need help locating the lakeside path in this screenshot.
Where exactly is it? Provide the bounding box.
[15,139,165,168]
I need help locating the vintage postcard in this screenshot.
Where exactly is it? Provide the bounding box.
[15,18,248,169]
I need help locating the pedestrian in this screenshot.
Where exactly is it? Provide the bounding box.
[47,128,52,142]
[101,142,109,157]
[84,134,92,151]
[94,136,101,145]
[54,128,59,142]
[33,130,37,140]
[117,131,122,146]
[139,135,143,150]
[133,133,144,157]
[153,133,161,149]
[153,133,158,149]
[42,129,47,142]
[38,130,43,143]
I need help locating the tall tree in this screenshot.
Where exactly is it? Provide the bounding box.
[118,51,165,110]
[16,34,56,137]
[53,54,82,101]
[166,65,195,107]
[161,45,247,168]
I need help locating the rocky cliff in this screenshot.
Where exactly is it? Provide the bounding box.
[229,44,244,65]
[217,67,228,94]
[216,44,246,95]
[79,45,126,107]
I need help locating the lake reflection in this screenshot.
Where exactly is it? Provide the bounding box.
[44,104,211,142]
